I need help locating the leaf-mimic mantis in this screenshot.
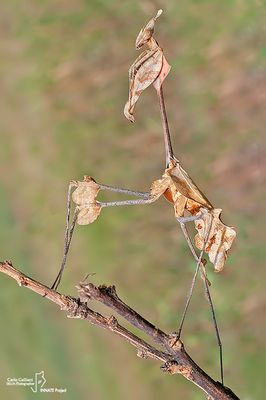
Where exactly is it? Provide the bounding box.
[51,10,236,385]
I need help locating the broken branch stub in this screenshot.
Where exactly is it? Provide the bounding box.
[124,9,171,122]
[72,176,102,225]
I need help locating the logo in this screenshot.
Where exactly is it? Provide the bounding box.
[6,371,67,393]
[31,371,46,393]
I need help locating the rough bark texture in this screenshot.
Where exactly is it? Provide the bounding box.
[0,261,239,400]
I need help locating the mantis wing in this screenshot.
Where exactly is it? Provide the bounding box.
[167,161,236,271]
[168,161,213,212]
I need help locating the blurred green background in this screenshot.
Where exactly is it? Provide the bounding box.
[0,1,265,399]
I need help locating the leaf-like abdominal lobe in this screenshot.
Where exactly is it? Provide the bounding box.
[166,161,236,271]
[76,205,102,225]
[194,209,236,272]
[149,161,236,271]
[72,176,102,225]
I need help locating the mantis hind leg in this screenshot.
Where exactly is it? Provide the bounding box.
[51,182,78,291]
[175,214,205,338]
[176,213,224,385]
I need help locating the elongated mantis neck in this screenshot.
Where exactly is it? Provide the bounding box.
[157,85,174,167]
[147,37,159,50]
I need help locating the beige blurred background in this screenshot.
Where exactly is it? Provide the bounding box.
[0,1,265,399]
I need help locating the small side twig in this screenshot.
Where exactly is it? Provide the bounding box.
[0,261,239,400]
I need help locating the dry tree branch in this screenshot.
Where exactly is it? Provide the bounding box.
[0,261,239,400]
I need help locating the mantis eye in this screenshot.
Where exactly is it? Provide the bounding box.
[135,9,163,49]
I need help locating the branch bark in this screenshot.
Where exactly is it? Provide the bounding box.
[0,261,239,400]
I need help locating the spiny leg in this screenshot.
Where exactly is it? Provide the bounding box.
[51,183,155,291]
[97,181,157,207]
[51,208,78,291]
[176,215,224,385]
[64,182,74,250]
[98,194,158,208]
[99,183,150,199]
[51,182,77,290]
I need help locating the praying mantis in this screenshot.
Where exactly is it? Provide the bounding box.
[51,10,236,385]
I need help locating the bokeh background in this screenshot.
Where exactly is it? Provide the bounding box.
[0,1,265,399]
